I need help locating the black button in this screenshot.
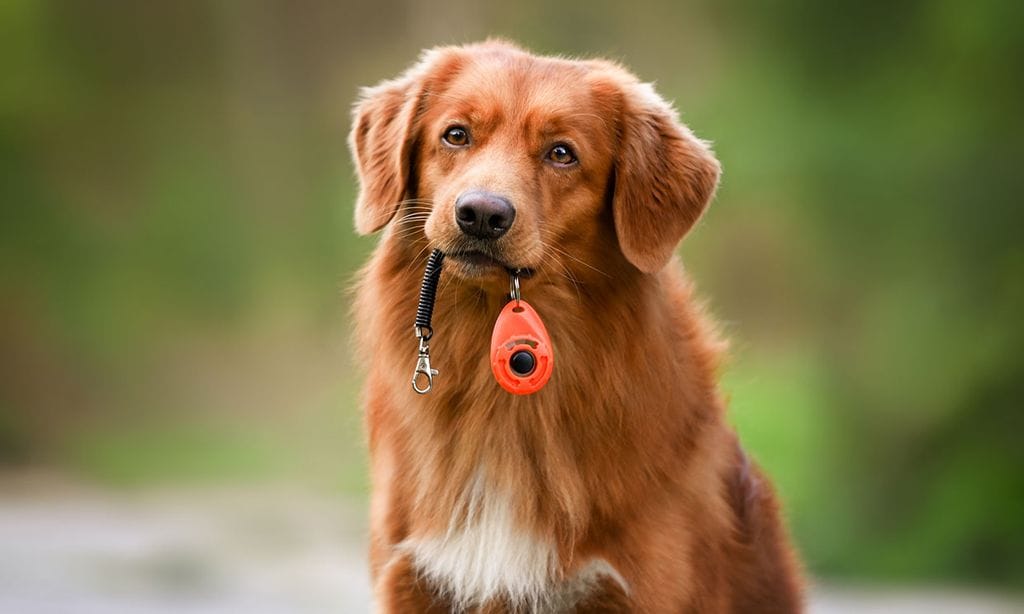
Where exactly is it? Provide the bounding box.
[509,350,536,376]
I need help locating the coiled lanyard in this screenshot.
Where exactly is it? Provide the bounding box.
[411,249,445,394]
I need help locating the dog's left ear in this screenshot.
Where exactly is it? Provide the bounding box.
[611,81,721,273]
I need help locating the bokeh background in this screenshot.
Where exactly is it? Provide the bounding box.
[2,0,1022,611]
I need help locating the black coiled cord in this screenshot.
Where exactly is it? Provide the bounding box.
[414,249,445,337]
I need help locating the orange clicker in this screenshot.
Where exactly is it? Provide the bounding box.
[490,298,554,395]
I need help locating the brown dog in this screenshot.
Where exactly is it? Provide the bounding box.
[350,41,803,613]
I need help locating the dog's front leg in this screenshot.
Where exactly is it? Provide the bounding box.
[376,554,452,613]
[570,575,634,613]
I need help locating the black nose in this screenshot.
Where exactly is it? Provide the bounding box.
[455,191,516,240]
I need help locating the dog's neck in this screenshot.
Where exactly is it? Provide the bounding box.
[356,231,726,551]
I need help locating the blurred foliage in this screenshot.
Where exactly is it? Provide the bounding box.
[1,0,1022,588]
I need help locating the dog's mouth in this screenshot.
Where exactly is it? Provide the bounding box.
[445,249,535,279]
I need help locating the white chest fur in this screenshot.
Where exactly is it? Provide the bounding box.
[395,470,628,612]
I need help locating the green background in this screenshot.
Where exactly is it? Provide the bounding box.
[2,0,1022,588]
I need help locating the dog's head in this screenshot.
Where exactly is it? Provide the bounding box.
[350,41,720,281]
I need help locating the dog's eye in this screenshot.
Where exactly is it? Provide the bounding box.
[546,144,577,166]
[442,126,470,147]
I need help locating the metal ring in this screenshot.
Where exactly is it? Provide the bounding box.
[509,273,521,305]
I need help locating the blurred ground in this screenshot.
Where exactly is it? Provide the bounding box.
[0,471,371,614]
[2,472,1020,614]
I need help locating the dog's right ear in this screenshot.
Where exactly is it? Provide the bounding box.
[349,49,462,235]
[349,74,423,235]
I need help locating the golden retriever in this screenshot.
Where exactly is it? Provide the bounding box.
[350,40,803,613]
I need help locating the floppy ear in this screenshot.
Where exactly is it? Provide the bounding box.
[348,73,424,235]
[612,82,721,273]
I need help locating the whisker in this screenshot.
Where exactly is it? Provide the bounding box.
[389,219,431,238]
[390,229,428,244]
[393,211,432,219]
[402,240,436,281]
[544,243,583,305]
[392,214,431,225]
[536,228,612,278]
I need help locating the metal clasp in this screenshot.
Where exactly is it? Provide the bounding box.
[412,327,437,394]
[509,271,522,306]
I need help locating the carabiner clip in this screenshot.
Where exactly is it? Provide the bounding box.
[412,329,437,394]
[412,353,436,394]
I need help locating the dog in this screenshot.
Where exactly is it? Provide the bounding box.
[349,40,803,613]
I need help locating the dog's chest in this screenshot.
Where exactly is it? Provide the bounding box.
[397,471,628,612]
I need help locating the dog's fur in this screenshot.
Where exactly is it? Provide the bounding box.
[350,41,803,613]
